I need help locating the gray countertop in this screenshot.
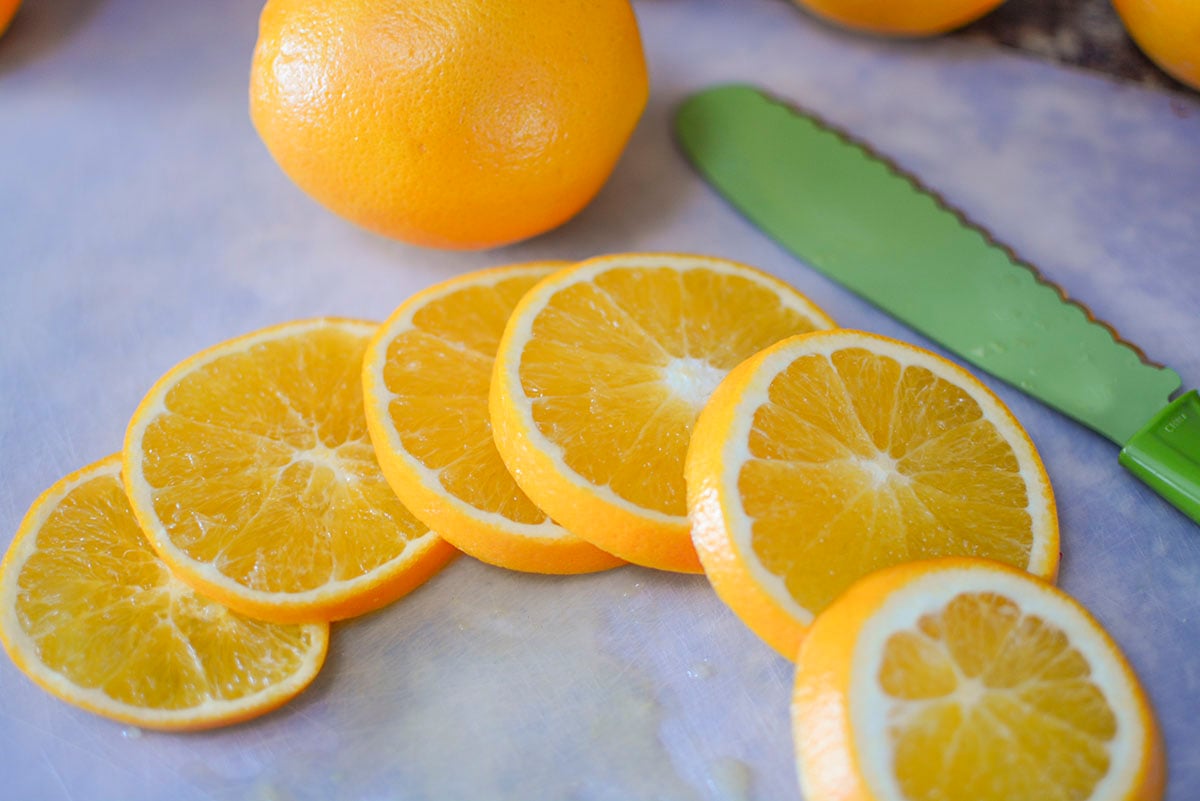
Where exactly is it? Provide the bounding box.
[1,1,1198,799]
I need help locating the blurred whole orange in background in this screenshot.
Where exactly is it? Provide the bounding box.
[0,0,20,37]
[1113,0,1200,91]
[790,0,1005,36]
[249,0,648,250]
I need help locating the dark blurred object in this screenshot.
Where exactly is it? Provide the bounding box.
[959,0,1187,92]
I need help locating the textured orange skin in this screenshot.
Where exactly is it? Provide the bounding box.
[249,0,649,250]
[792,0,1005,36]
[792,558,1166,801]
[1114,0,1200,91]
[0,0,20,38]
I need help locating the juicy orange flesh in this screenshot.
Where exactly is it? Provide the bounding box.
[520,266,826,515]
[383,274,549,524]
[744,349,1033,613]
[15,472,319,710]
[879,592,1116,801]
[140,327,429,594]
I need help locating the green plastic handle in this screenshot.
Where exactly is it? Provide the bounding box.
[1119,390,1200,524]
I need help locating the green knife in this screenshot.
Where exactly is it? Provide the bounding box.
[675,83,1200,525]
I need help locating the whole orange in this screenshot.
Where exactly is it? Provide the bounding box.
[249,0,648,250]
[0,0,21,38]
[1114,0,1200,91]
[791,0,1005,36]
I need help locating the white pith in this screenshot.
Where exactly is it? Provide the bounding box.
[503,253,835,523]
[363,264,568,541]
[717,331,1057,626]
[848,568,1145,801]
[663,356,728,411]
[0,457,327,727]
[123,318,443,609]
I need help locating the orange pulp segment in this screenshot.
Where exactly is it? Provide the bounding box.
[794,557,1164,801]
[0,456,328,729]
[363,263,624,574]
[491,253,835,573]
[122,318,457,623]
[687,329,1058,657]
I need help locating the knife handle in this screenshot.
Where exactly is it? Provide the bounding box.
[1119,390,1200,525]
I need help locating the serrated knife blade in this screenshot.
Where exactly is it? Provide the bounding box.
[674,84,1200,524]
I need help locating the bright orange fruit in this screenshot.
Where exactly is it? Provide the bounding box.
[490,253,835,573]
[363,263,624,574]
[0,456,329,730]
[249,0,648,249]
[686,330,1058,657]
[793,558,1165,801]
[1113,0,1200,91]
[791,0,1005,36]
[0,0,20,38]
[123,318,457,623]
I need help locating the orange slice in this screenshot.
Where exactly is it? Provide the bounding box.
[490,253,835,573]
[123,318,456,623]
[0,456,328,730]
[686,329,1058,657]
[363,263,623,574]
[793,557,1165,801]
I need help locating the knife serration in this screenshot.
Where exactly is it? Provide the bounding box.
[675,84,1181,445]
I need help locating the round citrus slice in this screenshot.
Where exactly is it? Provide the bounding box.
[490,253,835,573]
[793,557,1165,801]
[363,263,624,574]
[686,329,1058,657]
[123,318,457,623]
[0,456,329,730]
